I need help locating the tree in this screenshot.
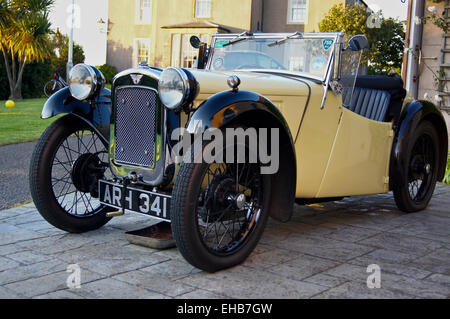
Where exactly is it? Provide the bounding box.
[0,0,54,100]
[367,18,405,75]
[50,29,85,80]
[318,3,405,75]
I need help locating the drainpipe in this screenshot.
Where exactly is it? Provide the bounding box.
[405,0,425,99]
[401,0,413,85]
[260,0,265,32]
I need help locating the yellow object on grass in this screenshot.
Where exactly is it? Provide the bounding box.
[5,100,15,109]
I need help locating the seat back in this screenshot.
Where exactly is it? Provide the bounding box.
[345,87,391,122]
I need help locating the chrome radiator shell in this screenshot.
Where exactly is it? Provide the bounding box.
[110,67,167,186]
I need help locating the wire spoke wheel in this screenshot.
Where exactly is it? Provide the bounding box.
[393,121,440,213]
[407,135,435,203]
[197,162,263,255]
[51,128,112,217]
[30,115,113,233]
[171,133,271,272]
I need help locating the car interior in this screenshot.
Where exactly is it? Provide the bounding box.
[342,75,407,123]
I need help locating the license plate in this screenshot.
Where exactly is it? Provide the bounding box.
[99,180,171,221]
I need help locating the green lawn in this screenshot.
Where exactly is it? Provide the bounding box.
[0,98,62,146]
[0,85,111,146]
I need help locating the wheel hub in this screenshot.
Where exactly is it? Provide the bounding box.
[71,153,106,197]
[228,193,247,210]
[200,176,247,222]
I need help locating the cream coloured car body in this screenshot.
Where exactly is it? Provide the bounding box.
[187,69,394,199]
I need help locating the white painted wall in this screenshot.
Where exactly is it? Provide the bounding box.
[48,0,109,66]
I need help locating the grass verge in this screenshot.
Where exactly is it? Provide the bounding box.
[0,98,62,146]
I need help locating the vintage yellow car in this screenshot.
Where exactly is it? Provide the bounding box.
[30,32,448,272]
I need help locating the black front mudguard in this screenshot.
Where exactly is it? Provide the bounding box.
[186,89,297,223]
[41,87,111,145]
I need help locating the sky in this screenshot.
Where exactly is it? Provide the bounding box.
[364,0,409,21]
[48,0,108,66]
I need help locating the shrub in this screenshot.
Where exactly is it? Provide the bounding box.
[0,56,53,100]
[21,61,54,99]
[96,64,117,84]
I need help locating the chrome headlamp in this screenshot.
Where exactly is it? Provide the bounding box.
[69,64,105,100]
[158,67,198,111]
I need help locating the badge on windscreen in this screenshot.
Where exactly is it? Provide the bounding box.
[323,39,334,51]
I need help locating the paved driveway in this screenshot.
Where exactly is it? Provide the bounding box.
[0,141,36,210]
[0,184,449,299]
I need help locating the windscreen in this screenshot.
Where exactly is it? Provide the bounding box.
[209,36,336,81]
[333,46,362,107]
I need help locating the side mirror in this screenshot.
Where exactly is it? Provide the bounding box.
[190,35,208,69]
[347,35,368,51]
[190,36,201,49]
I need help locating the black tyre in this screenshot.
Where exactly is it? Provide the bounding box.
[393,121,440,213]
[29,115,112,233]
[171,137,271,272]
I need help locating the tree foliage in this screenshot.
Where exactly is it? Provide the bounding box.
[318,3,405,75]
[0,0,54,100]
[50,29,85,80]
[96,64,117,84]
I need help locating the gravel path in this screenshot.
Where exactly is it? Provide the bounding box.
[0,141,36,210]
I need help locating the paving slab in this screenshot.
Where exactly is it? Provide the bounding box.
[0,183,449,299]
[179,266,329,299]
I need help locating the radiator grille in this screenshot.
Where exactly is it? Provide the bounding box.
[114,87,158,168]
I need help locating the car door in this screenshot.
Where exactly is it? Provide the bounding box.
[315,106,394,197]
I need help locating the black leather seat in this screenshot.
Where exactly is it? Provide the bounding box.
[342,76,406,122]
[346,87,391,121]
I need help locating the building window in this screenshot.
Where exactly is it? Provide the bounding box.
[135,0,152,24]
[287,0,308,24]
[134,38,151,67]
[171,34,209,68]
[195,0,211,18]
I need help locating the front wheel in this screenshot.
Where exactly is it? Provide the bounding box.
[171,145,271,273]
[393,121,440,213]
[29,115,112,233]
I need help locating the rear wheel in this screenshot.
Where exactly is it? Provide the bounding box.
[29,115,112,233]
[393,121,440,213]
[171,139,271,272]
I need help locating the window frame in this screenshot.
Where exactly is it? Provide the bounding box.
[135,0,152,25]
[133,38,151,67]
[287,0,308,25]
[194,0,212,19]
